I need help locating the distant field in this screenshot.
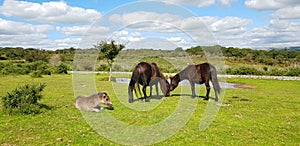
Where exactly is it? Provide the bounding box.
[0,74,299,145]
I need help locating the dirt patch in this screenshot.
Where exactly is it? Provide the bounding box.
[234,84,256,89]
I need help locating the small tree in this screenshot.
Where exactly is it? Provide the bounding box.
[95,40,125,81]
[1,83,46,115]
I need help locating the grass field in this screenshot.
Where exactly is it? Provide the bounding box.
[0,74,299,145]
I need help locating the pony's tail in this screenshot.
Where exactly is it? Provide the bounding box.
[210,65,221,94]
[128,67,142,99]
[128,79,134,100]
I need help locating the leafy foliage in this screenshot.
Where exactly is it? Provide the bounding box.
[226,67,264,75]
[30,70,43,78]
[55,63,69,74]
[95,40,125,64]
[186,46,204,56]
[138,56,178,73]
[1,45,300,76]
[24,48,50,62]
[95,40,125,80]
[1,83,46,115]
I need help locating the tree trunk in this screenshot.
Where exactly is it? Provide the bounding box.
[109,63,112,81]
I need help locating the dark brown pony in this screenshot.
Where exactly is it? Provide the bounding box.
[170,62,221,101]
[128,62,170,103]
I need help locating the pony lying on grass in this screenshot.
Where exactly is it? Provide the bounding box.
[75,92,113,112]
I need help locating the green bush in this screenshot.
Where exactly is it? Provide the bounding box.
[1,83,46,115]
[0,64,27,75]
[226,66,263,75]
[55,63,68,74]
[285,68,300,76]
[269,69,285,76]
[30,70,43,78]
[96,64,110,72]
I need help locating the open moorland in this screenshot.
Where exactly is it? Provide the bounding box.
[1,46,300,145]
[0,74,299,145]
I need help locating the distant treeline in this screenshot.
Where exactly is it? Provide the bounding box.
[0,47,75,62]
[0,47,73,77]
[186,45,300,66]
[2,46,300,65]
[1,46,300,76]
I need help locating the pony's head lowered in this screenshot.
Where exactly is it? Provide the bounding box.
[169,74,180,91]
[159,78,170,97]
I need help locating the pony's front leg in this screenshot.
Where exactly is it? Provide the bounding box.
[142,85,150,102]
[155,82,159,97]
[190,81,196,98]
[128,86,134,103]
[204,82,211,100]
[150,85,153,97]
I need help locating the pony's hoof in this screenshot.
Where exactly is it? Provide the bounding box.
[128,99,134,103]
[203,97,209,100]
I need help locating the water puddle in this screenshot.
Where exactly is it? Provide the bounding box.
[114,78,237,88]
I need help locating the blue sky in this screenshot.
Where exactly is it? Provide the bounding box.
[0,0,300,50]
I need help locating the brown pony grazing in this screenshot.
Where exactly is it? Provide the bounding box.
[170,62,221,101]
[128,62,170,103]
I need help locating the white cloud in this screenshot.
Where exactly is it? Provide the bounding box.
[55,38,82,48]
[145,0,237,7]
[219,0,236,6]
[245,0,286,10]
[210,16,252,32]
[126,37,179,50]
[110,30,144,44]
[272,5,300,19]
[245,0,300,19]
[108,11,256,48]
[57,25,110,37]
[0,0,101,24]
[238,19,300,48]
[121,11,182,26]
[0,18,56,48]
[1,0,299,50]
[167,37,183,42]
[109,11,183,33]
[0,18,86,50]
[153,0,215,8]
[0,18,53,35]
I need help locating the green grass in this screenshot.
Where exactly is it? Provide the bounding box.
[0,74,299,145]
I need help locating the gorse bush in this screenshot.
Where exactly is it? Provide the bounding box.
[55,63,68,74]
[30,70,43,78]
[1,83,46,115]
[285,68,300,76]
[226,67,263,75]
[226,66,300,76]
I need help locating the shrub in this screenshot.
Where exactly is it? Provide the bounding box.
[55,63,68,74]
[96,64,110,72]
[1,83,46,115]
[285,68,300,76]
[30,70,43,78]
[226,66,263,75]
[269,69,285,76]
[0,64,26,75]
